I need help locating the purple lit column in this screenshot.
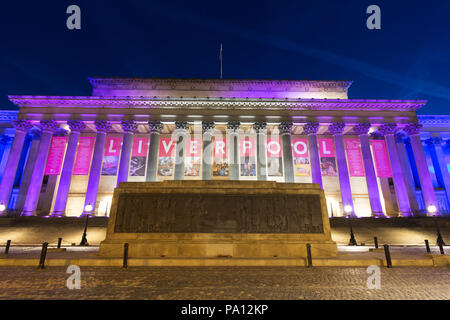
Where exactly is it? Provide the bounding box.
[404,123,439,215]
[21,120,59,216]
[379,123,412,216]
[82,120,111,216]
[51,120,85,216]
[280,122,294,183]
[330,122,355,217]
[354,123,384,217]
[253,122,267,181]
[116,120,137,187]
[146,121,163,181]
[303,122,322,188]
[0,120,32,211]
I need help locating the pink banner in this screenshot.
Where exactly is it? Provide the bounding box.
[292,138,309,157]
[370,140,392,177]
[186,138,201,157]
[159,138,175,157]
[132,137,149,157]
[318,138,335,157]
[104,137,122,157]
[266,139,282,158]
[214,138,227,157]
[240,137,255,157]
[73,136,95,175]
[344,139,365,177]
[44,137,67,175]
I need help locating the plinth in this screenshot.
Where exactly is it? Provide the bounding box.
[99,181,337,258]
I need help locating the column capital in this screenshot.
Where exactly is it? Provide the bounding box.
[54,128,69,137]
[303,122,319,135]
[253,121,267,133]
[227,120,240,133]
[378,123,398,136]
[94,120,112,133]
[29,127,42,140]
[202,121,215,134]
[404,123,423,136]
[0,135,13,144]
[67,120,86,132]
[148,120,163,133]
[394,131,407,143]
[425,137,443,146]
[279,121,293,135]
[12,119,33,132]
[328,122,345,135]
[121,120,137,133]
[353,123,371,135]
[40,120,59,133]
[175,121,190,131]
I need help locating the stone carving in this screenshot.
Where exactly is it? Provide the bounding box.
[227,120,240,133]
[121,120,137,133]
[12,119,33,132]
[425,137,442,146]
[279,122,293,135]
[148,121,163,133]
[394,132,407,143]
[94,120,112,133]
[40,119,59,132]
[378,123,397,136]
[253,121,267,133]
[328,122,345,135]
[67,120,86,132]
[202,121,215,133]
[404,123,423,136]
[175,121,190,131]
[353,123,371,135]
[303,122,319,135]
[114,193,324,234]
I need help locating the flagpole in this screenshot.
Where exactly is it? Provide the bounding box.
[220,43,223,79]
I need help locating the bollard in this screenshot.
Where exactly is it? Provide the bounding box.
[4,240,11,255]
[57,238,62,249]
[374,237,379,249]
[425,240,431,253]
[383,244,392,268]
[438,241,445,255]
[123,243,129,269]
[38,242,48,269]
[306,243,313,267]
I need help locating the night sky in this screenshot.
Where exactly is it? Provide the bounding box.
[1,0,450,114]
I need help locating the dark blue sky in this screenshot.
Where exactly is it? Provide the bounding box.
[1,0,450,114]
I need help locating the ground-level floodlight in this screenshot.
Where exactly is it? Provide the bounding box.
[84,204,93,213]
[427,204,437,215]
[344,205,353,215]
[0,203,6,213]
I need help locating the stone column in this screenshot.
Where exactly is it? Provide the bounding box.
[329,122,355,217]
[354,123,384,216]
[303,122,322,188]
[395,133,420,213]
[227,121,240,180]
[404,123,439,216]
[174,121,189,180]
[0,135,13,182]
[51,120,85,216]
[0,120,33,211]
[116,120,137,187]
[201,121,215,180]
[82,120,111,216]
[16,129,42,212]
[279,122,294,183]
[253,122,267,181]
[146,121,163,182]
[379,123,412,216]
[21,120,59,216]
[426,137,450,208]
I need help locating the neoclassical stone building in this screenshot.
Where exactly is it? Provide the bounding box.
[0,78,448,217]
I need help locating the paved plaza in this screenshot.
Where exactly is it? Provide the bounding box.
[0,266,448,300]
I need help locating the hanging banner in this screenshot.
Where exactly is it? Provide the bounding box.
[73,136,95,175]
[212,138,229,178]
[101,137,122,176]
[129,137,149,177]
[157,137,175,177]
[184,138,201,177]
[44,137,68,175]
[240,136,256,176]
[292,138,310,177]
[344,139,365,177]
[319,138,337,176]
[266,138,283,177]
[370,140,392,177]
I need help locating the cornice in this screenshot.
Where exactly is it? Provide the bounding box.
[418,115,450,127]
[8,96,426,112]
[0,110,19,122]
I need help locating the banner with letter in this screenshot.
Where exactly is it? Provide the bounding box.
[292,138,310,177]
[370,140,392,177]
[212,137,229,178]
[101,136,122,176]
[44,137,68,175]
[240,136,256,176]
[157,137,175,177]
[184,138,202,177]
[344,139,365,177]
[266,138,283,177]
[129,137,149,177]
[73,136,95,175]
[319,138,337,176]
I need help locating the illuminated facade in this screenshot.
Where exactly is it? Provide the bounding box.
[0,78,448,217]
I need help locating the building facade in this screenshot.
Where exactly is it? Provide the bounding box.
[0,78,448,218]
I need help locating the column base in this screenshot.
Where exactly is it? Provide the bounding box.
[20,210,36,217]
[371,212,386,218]
[50,211,65,218]
[80,211,95,217]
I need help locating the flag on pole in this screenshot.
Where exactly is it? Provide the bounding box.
[219,43,223,79]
